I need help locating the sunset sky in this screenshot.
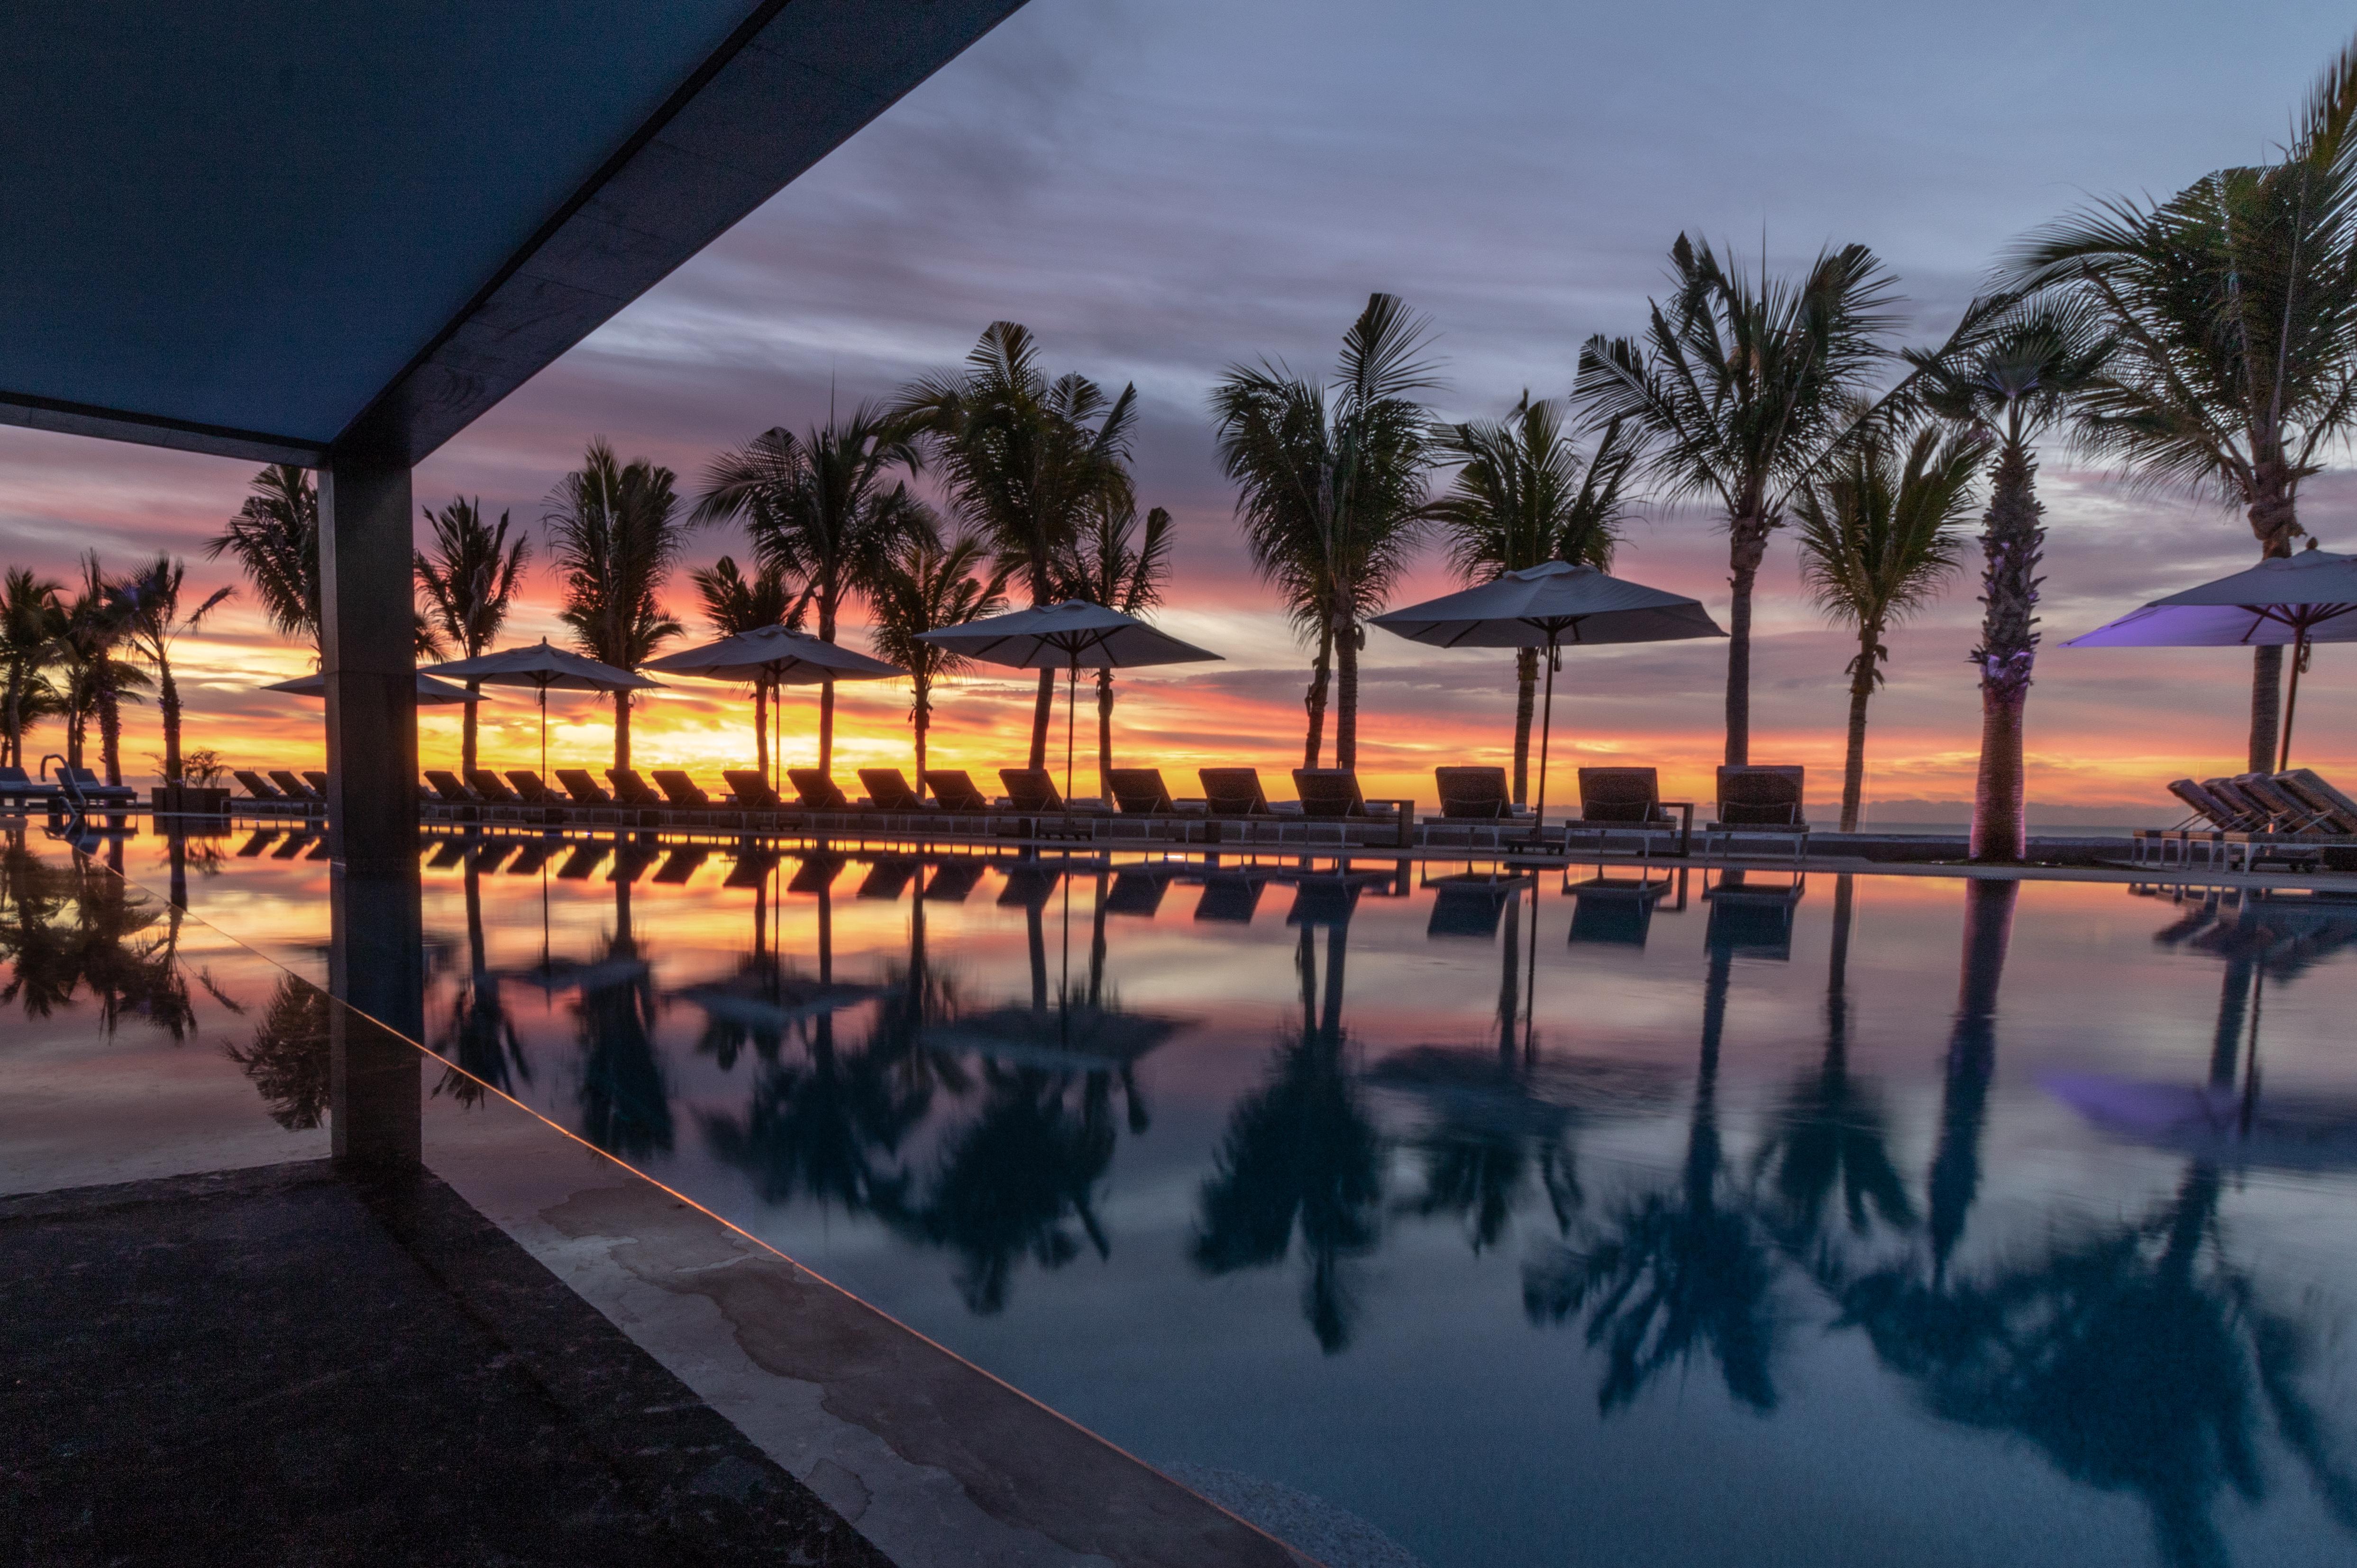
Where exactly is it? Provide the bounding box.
[6,0,2356,822]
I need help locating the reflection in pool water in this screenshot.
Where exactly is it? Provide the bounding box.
[11,825,2357,1568]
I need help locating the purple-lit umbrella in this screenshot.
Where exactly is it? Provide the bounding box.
[2064,544,2357,769]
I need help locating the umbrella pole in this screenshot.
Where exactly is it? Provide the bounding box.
[2280,631,2308,773]
[539,685,548,779]
[1066,659,1078,804]
[1531,638,1557,846]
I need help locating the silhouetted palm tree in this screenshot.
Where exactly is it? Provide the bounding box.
[862,531,1010,794]
[1060,497,1173,784]
[106,554,232,786]
[206,464,320,645]
[1211,293,1438,770]
[690,554,804,780]
[895,324,1138,768]
[51,554,146,783]
[1794,422,1982,830]
[1909,300,2114,860]
[1,567,66,770]
[694,407,932,773]
[1429,396,1638,802]
[1573,237,1900,766]
[546,439,686,770]
[414,497,530,777]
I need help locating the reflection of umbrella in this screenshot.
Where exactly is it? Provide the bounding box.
[916,599,1221,799]
[1372,561,1725,836]
[2063,544,2357,769]
[263,672,486,706]
[925,1005,1183,1073]
[645,627,902,787]
[420,638,662,775]
[2043,1073,2357,1170]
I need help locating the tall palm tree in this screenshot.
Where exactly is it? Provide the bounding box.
[1059,497,1173,784]
[544,439,685,769]
[1,568,66,769]
[414,496,530,777]
[690,554,805,780]
[2001,38,2357,772]
[1429,396,1639,802]
[51,553,146,782]
[1909,301,2113,860]
[1794,422,1982,832]
[1211,293,1438,771]
[1573,237,1902,766]
[105,555,232,787]
[895,323,1141,769]
[205,464,319,645]
[694,406,931,773]
[866,531,1011,794]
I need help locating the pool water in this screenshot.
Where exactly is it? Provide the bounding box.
[16,827,2357,1568]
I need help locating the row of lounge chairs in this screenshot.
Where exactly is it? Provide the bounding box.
[2138,768,2357,870]
[0,764,140,811]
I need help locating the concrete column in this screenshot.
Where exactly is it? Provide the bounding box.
[319,454,422,1167]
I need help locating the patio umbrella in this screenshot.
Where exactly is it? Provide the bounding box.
[643,626,903,788]
[261,672,486,706]
[915,599,1222,800]
[1370,560,1726,837]
[2063,543,2357,770]
[420,638,662,776]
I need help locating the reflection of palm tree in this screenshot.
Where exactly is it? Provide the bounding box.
[1193,922,1383,1352]
[1522,893,1780,1413]
[1840,1162,2357,1568]
[703,1029,923,1214]
[1754,875,1913,1258]
[575,880,670,1158]
[0,836,191,1039]
[1928,877,2018,1277]
[435,862,527,1107]
[223,973,331,1129]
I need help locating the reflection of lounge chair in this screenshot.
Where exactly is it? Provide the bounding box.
[1425,873,1523,940]
[922,860,987,902]
[1193,873,1265,924]
[506,841,555,875]
[996,862,1063,909]
[235,829,278,857]
[650,846,709,884]
[610,844,661,884]
[723,846,780,888]
[785,769,846,810]
[1704,766,1809,863]
[471,842,519,875]
[1703,873,1803,958]
[556,842,611,880]
[788,854,846,894]
[425,839,468,870]
[859,857,918,900]
[1287,877,1361,928]
[1565,873,1675,949]
[1104,870,1169,917]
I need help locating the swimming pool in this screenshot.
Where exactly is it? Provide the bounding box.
[19,829,2357,1568]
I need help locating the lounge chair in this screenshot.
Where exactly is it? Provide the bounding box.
[1000,768,1066,812]
[555,768,612,806]
[650,769,713,808]
[923,770,992,812]
[1573,767,1693,857]
[1293,768,1412,847]
[235,769,288,803]
[1704,766,1809,863]
[1198,768,1275,817]
[859,768,927,811]
[1108,769,1176,814]
[505,770,565,807]
[269,769,321,803]
[303,770,331,797]
[2236,772,2332,833]
[466,769,523,805]
[605,767,665,808]
[786,769,848,811]
[422,769,477,804]
[0,765,62,808]
[1434,766,1516,820]
[2277,768,2357,834]
[727,769,788,811]
[63,766,139,806]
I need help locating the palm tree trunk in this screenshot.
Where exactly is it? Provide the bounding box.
[97,682,122,785]
[1511,648,1537,805]
[1969,442,2043,861]
[1304,623,1333,770]
[614,691,631,771]
[6,665,24,769]
[1028,668,1055,770]
[2245,472,2299,773]
[157,656,181,784]
[1096,667,1115,788]
[461,680,481,777]
[1723,513,1772,767]
[1334,606,1360,773]
[1839,625,1877,833]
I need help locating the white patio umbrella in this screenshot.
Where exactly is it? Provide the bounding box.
[2063,543,2357,770]
[644,626,903,789]
[1370,560,1727,836]
[915,599,1222,800]
[420,638,663,776]
[261,671,487,706]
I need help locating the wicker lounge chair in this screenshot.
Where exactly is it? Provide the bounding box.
[1293,768,1412,847]
[0,765,62,808]
[505,771,564,806]
[235,769,288,803]
[269,769,321,803]
[1198,768,1275,817]
[422,769,477,802]
[1107,768,1182,814]
[859,768,927,811]
[1434,766,1515,819]
[303,770,331,796]
[2236,772,2333,833]
[605,768,665,808]
[786,768,848,810]
[923,770,992,812]
[728,769,789,811]
[650,770,713,808]
[1704,766,1809,863]
[1000,768,1065,812]
[555,768,612,806]
[2277,768,2357,833]
[466,769,523,805]
[60,766,138,807]
[1573,766,1692,857]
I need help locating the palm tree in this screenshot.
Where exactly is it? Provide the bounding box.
[104,556,232,787]
[1793,422,1982,832]
[1429,396,1639,802]
[1572,237,1902,766]
[50,553,146,782]
[895,323,1141,769]
[1211,293,1439,771]
[690,554,804,781]
[544,439,686,769]
[414,497,530,777]
[1059,497,1174,784]
[1909,301,2113,860]
[206,464,319,645]
[2001,39,2357,772]
[866,531,1011,794]
[694,406,932,773]
[1,568,66,769]
[224,973,332,1130]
